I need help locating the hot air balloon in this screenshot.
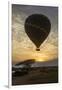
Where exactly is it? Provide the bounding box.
[25,14,51,51]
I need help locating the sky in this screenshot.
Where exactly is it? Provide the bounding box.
[12,4,58,66]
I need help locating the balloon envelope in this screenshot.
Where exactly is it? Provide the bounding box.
[25,14,51,51]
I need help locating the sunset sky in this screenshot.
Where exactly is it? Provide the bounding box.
[12,4,58,65]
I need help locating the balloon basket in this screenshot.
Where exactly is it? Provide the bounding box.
[36,48,40,51]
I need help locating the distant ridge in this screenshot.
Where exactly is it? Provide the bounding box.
[15,59,35,65]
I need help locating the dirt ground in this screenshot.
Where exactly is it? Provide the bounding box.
[12,66,58,85]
